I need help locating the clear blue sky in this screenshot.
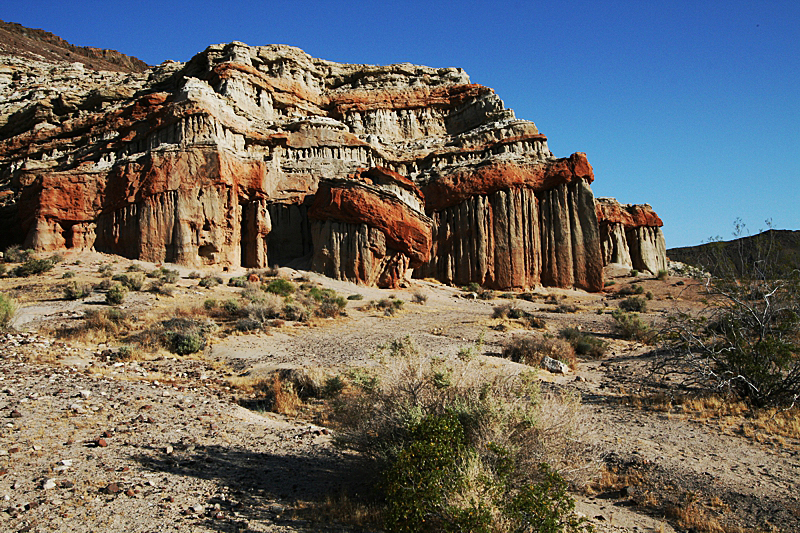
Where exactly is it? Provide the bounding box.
[4,1,798,248]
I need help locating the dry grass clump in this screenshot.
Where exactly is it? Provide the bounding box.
[53,308,135,342]
[502,336,577,369]
[0,293,17,329]
[411,291,428,305]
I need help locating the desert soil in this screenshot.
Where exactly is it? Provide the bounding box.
[0,251,797,533]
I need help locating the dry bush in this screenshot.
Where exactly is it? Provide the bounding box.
[54,308,134,342]
[334,337,599,488]
[0,293,17,329]
[411,291,428,305]
[502,336,576,368]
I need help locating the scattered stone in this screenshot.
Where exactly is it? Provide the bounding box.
[9,410,22,418]
[96,438,108,448]
[42,478,57,490]
[104,482,120,494]
[541,356,570,374]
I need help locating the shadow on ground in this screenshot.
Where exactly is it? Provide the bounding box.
[131,443,378,532]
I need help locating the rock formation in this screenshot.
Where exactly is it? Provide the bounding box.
[595,198,667,274]
[0,32,664,290]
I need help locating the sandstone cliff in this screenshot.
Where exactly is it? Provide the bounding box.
[0,36,652,290]
[596,197,666,274]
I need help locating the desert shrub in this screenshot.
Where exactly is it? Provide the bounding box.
[411,291,428,305]
[0,264,6,277]
[526,315,547,329]
[554,303,579,314]
[283,301,310,322]
[105,284,127,305]
[167,332,205,355]
[493,302,525,319]
[265,278,295,297]
[203,299,218,310]
[63,282,91,300]
[222,298,241,315]
[611,310,650,341]
[236,317,263,332]
[147,279,174,296]
[113,345,135,362]
[94,278,113,291]
[334,338,596,533]
[604,280,616,287]
[656,269,669,281]
[188,271,202,279]
[630,269,639,277]
[13,257,56,277]
[462,281,481,293]
[3,245,31,263]
[0,294,17,329]
[559,328,608,359]
[61,271,75,279]
[657,226,800,407]
[228,276,248,287]
[619,297,647,313]
[126,263,144,272]
[645,291,654,300]
[316,298,347,318]
[97,263,113,275]
[478,289,495,300]
[146,267,179,283]
[112,273,144,291]
[160,317,214,355]
[199,275,223,288]
[502,336,576,368]
[321,376,346,399]
[347,293,363,301]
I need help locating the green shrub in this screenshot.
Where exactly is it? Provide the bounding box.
[199,275,223,288]
[61,271,76,279]
[347,293,363,301]
[283,301,310,322]
[558,328,608,359]
[463,282,481,293]
[112,273,144,291]
[222,299,241,315]
[0,294,17,329]
[321,376,346,398]
[646,291,654,300]
[228,276,247,287]
[611,309,650,341]
[203,299,217,310]
[265,278,295,297]
[13,257,56,277]
[604,280,616,287]
[630,269,639,277]
[167,332,205,355]
[105,284,127,305]
[619,297,647,313]
[188,271,202,279]
[63,282,91,300]
[3,246,32,263]
[656,269,668,281]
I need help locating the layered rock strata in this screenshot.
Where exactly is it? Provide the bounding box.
[596,198,667,274]
[0,39,650,289]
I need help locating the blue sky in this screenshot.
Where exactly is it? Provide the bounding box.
[3,1,798,247]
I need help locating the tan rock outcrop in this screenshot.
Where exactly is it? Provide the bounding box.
[0,38,663,290]
[596,198,666,274]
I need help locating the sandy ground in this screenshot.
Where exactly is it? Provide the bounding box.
[0,251,798,532]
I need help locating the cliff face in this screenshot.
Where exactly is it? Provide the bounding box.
[0,37,655,290]
[596,198,666,274]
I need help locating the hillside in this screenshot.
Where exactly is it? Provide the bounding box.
[0,19,149,73]
[668,229,800,277]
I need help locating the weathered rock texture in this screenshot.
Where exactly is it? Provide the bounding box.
[0,32,662,289]
[596,198,667,274]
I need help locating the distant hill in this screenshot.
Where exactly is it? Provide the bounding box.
[0,19,149,72]
[668,229,800,278]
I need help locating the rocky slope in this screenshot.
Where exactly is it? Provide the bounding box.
[0,31,666,289]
